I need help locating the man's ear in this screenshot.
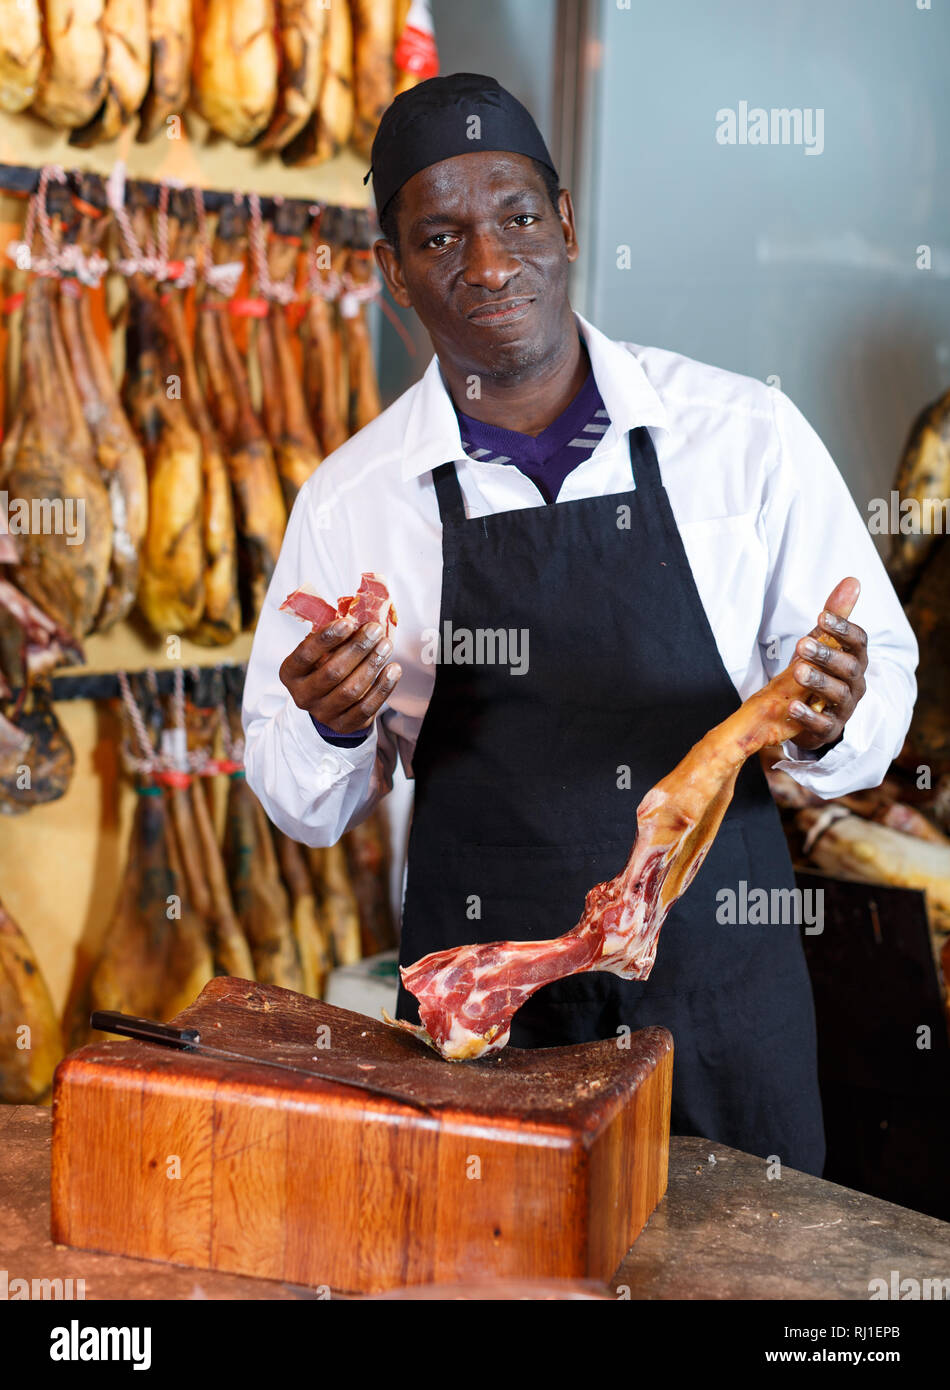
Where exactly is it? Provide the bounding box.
[374,238,412,309]
[557,190,580,264]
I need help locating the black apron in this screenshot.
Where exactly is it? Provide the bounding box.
[397,424,826,1177]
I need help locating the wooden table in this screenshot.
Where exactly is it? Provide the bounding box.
[2,1106,947,1300]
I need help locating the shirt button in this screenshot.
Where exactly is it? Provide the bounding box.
[312,755,337,790]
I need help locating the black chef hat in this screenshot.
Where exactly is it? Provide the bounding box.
[364,72,559,220]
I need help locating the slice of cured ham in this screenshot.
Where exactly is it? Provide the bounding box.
[281,571,397,636]
[386,579,860,1061]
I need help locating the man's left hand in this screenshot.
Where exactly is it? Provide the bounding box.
[789,605,869,753]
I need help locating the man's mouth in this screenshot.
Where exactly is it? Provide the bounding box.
[466,296,536,325]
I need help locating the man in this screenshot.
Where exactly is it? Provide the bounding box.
[243,73,917,1177]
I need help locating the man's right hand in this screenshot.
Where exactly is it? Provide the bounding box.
[279,616,402,736]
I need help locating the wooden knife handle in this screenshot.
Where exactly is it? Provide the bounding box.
[90,1011,201,1049]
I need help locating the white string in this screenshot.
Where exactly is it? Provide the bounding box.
[6,166,109,286]
[193,186,244,299]
[247,191,297,304]
[117,669,157,776]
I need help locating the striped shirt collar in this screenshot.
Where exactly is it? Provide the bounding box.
[399,309,671,483]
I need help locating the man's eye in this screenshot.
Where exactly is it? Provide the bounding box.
[422,233,454,249]
[509,215,538,226]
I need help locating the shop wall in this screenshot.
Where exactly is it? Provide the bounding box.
[581,0,950,526]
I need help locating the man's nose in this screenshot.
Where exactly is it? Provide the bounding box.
[462,231,521,290]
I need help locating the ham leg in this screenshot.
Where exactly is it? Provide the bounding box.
[387,578,860,1061]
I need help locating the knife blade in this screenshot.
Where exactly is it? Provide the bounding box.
[90,1010,434,1114]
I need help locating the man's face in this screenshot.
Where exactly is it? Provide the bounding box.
[373,151,579,378]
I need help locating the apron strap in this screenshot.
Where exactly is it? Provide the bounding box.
[628,425,663,491]
[432,423,663,524]
[431,460,467,524]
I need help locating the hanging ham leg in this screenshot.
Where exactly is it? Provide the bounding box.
[196,203,286,625]
[89,788,214,1025]
[6,273,111,640]
[255,201,323,508]
[258,0,328,152]
[57,177,147,631]
[341,211,381,434]
[0,0,42,113]
[31,0,107,129]
[0,897,62,1101]
[223,772,303,989]
[123,198,204,635]
[388,579,862,1061]
[275,829,330,996]
[303,207,349,456]
[161,196,240,645]
[137,0,192,141]
[0,678,75,814]
[192,0,278,144]
[69,0,150,145]
[350,0,395,161]
[189,776,255,980]
[282,0,353,166]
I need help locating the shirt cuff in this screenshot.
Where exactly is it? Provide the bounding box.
[771,684,887,796]
[782,728,845,763]
[309,714,373,748]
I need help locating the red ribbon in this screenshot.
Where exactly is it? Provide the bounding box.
[229,296,269,318]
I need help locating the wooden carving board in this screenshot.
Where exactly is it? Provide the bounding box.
[51,978,673,1294]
